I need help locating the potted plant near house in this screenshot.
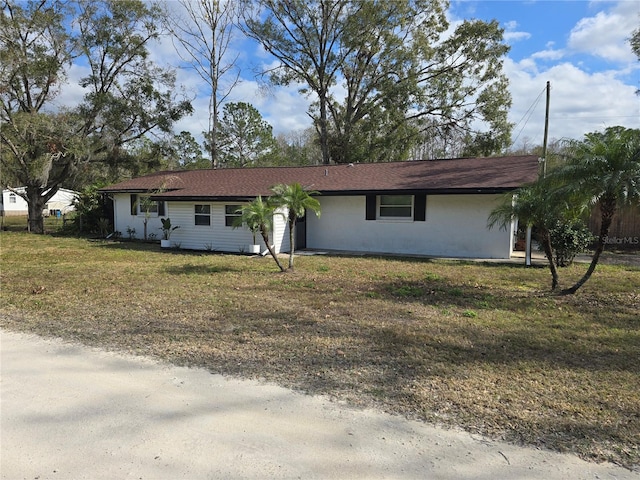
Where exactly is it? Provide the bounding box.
[159,217,179,248]
[233,205,261,254]
[248,224,261,254]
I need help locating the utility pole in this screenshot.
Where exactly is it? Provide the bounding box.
[542,80,550,178]
[526,81,550,267]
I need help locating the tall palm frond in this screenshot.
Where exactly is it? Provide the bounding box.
[552,126,640,293]
[270,183,321,270]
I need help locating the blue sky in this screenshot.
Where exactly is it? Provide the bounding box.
[443,0,639,148]
[58,0,639,153]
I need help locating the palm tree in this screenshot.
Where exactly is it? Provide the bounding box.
[488,181,565,290]
[235,196,286,272]
[553,126,640,294]
[270,183,321,270]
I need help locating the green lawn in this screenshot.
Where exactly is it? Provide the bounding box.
[1,231,638,469]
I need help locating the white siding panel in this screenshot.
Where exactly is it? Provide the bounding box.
[113,193,164,239]
[272,207,290,254]
[169,202,260,252]
[307,195,511,259]
[113,197,263,251]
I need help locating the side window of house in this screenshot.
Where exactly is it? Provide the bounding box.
[9,193,16,204]
[139,196,158,215]
[195,204,211,226]
[130,194,164,216]
[225,205,242,227]
[379,195,412,218]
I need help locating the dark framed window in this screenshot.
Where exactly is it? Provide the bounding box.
[366,194,426,221]
[379,195,412,218]
[130,194,165,216]
[225,205,242,227]
[139,196,158,215]
[195,204,211,226]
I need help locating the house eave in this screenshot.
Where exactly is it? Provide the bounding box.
[105,188,517,201]
[316,187,518,196]
[150,195,256,202]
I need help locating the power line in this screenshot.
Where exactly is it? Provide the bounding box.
[509,85,546,150]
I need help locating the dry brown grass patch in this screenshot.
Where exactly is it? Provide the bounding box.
[1,232,638,470]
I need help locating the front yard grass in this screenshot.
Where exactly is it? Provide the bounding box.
[1,232,638,470]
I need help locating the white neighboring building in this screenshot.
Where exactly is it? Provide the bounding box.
[1,187,78,217]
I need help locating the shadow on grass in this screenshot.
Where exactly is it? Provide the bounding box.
[96,240,230,257]
[129,301,637,468]
[164,263,239,275]
[378,276,546,312]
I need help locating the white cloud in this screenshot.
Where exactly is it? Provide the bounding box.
[50,63,91,110]
[531,49,566,61]
[505,58,639,148]
[503,20,531,43]
[568,1,637,63]
[505,30,532,42]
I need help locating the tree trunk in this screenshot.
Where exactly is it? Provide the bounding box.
[26,187,47,234]
[288,216,296,271]
[562,198,615,295]
[319,91,330,165]
[539,230,559,290]
[260,228,286,272]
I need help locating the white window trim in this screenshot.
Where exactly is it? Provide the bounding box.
[194,204,212,226]
[224,205,242,228]
[137,196,161,217]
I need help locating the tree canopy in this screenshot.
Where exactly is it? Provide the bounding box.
[206,102,279,168]
[241,0,512,164]
[0,0,192,233]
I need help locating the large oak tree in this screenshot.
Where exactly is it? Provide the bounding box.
[241,0,511,164]
[0,0,191,233]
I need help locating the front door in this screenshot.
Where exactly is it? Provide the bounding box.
[295,214,307,250]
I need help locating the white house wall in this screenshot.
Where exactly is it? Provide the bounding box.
[306,194,512,259]
[273,207,290,254]
[112,194,290,253]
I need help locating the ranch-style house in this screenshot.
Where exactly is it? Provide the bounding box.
[100,155,539,259]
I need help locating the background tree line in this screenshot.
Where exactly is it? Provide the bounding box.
[2,1,638,235]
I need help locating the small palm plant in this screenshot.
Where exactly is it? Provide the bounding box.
[234,196,286,272]
[270,183,321,271]
[488,181,562,290]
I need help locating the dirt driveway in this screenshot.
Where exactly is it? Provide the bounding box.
[2,330,638,479]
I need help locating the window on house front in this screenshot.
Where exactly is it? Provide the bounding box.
[139,196,158,215]
[225,205,242,227]
[130,194,164,216]
[379,195,413,218]
[195,204,211,225]
[9,193,16,204]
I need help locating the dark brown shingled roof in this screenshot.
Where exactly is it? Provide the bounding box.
[100,155,540,199]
